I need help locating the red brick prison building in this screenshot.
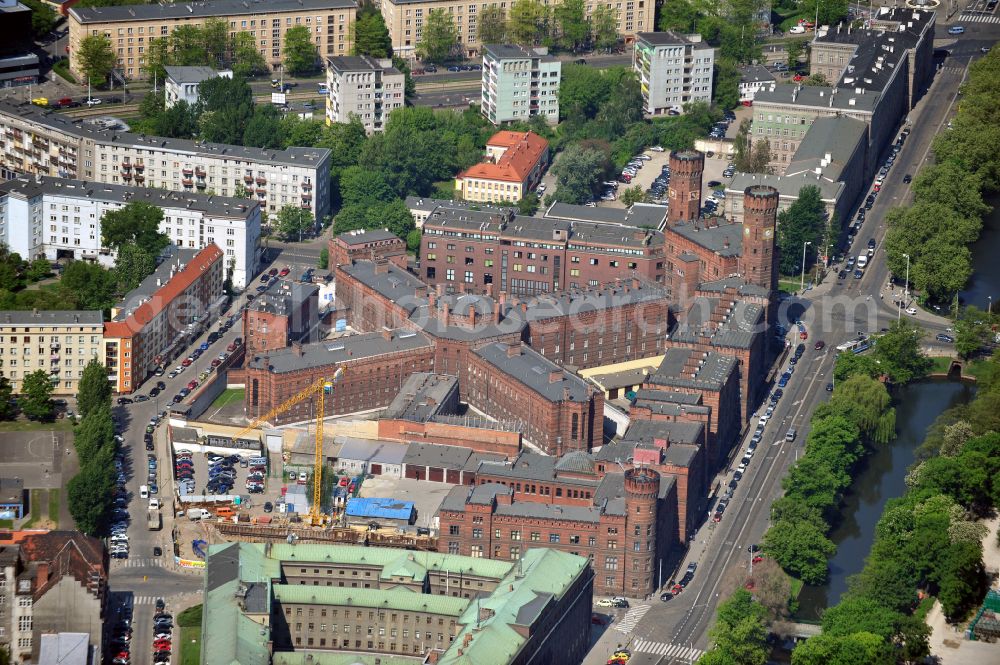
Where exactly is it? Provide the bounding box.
[437,463,675,597]
[665,281,768,423]
[243,329,435,425]
[595,419,708,540]
[663,217,742,301]
[377,372,523,457]
[418,206,667,296]
[401,441,506,484]
[328,228,408,270]
[466,342,603,455]
[641,347,741,467]
[242,280,319,355]
[667,149,705,226]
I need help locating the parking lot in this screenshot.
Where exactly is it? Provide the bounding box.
[170,448,268,501]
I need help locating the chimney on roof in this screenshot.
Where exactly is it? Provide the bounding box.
[563,386,571,401]
[436,283,444,297]
[506,343,521,358]
[428,289,437,310]
[35,561,49,588]
[439,301,450,328]
[381,328,393,341]
[373,257,389,274]
[468,304,476,323]
[549,370,562,384]
[291,342,303,357]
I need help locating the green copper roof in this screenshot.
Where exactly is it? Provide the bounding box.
[273,584,471,617]
[266,543,514,579]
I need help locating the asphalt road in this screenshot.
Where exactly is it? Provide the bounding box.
[600,22,998,665]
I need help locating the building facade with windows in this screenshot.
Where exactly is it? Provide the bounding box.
[0,100,332,222]
[0,175,261,288]
[380,0,652,59]
[0,311,104,396]
[325,56,405,133]
[633,31,715,116]
[103,245,225,394]
[454,131,549,204]
[67,0,357,81]
[164,66,232,109]
[481,44,561,125]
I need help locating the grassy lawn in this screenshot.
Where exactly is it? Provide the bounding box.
[48,489,60,526]
[0,519,12,529]
[0,418,74,432]
[178,604,202,665]
[965,359,992,380]
[53,59,76,84]
[928,356,955,374]
[209,388,245,410]
[21,489,43,529]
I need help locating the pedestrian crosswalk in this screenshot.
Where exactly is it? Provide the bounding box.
[119,558,165,569]
[631,638,705,662]
[133,595,162,606]
[614,604,650,633]
[959,12,1000,22]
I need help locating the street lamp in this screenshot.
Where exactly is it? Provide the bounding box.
[989,296,993,317]
[898,253,910,321]
[799,241,812,292]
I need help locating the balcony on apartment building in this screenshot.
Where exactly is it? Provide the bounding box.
[122,172,133,181]
[50,354,59,362]
[255,187,267,195]
[255,175,267,185]
[183,167,194,176]
[196,180,206,188]
[49,341,59,350]
[195,167,206,177]
[244,173,254,184]
[182,178,194,187]
[134,161,144,172]
[301,181,312,191]
[135,173,145,183]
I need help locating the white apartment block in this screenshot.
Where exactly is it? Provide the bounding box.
[164,66,232,109]
[325,56,405,133]
[0,100,332,223]
[0,310,104,395]
[481,44,561,125]
[633,31,715,116]
[0,176,261,289]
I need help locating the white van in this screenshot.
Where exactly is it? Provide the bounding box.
[139,485,149,500]
[856,255,868,269]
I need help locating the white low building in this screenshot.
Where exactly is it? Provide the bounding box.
[0,175,261,288]
[164,66,232,108]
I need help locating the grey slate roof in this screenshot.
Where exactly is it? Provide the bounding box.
[753,82,880,114]
[383,373,457,422]
[336,228,400,246]
[70,0,356,23]
[496,501,602,523]
[0,310,102,326]
[245,330,432,373]
[669,219,742,257]
[337,437,408,466]
[248,280,318,317]
[786,115,868,180]
[544,202,668,231]
[112,246,202,322]
[164,66,221,85]
[473,343,593,403]
[327,55,401,75]
[402,441,474,472]
[0,100,331,168]
[697,278,770,298]
[740,64,775,85]
[646,347,738,391]
[0,176,258,218]
[671,295,764,349]
[339,260,426,315]
[483,44,548,60]
[636,31,703,47]
[622,419,704,448]
[726,171,843,203]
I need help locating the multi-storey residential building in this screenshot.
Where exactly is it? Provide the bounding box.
[0,175,261,288]
[0,311,104,395]
[633,31,714,116]
[164,66,231,109]
[0,531,108,663]
[103,245,225,394]
[439,464,675,597]
[325,55,405,133]
[67,0,357,81]
[200,542,592,664]
[0,100,332,222]
[380,0,652,59]
[242,280,319,355]
[454,131,549,204]
[419,204,666,295]
[481,44,561,125]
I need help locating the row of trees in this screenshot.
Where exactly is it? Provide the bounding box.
[763,322,930,585]
[0,372,54,422]
[472,0,620,54]
[883,49,1000,303]
[67,359,117,536]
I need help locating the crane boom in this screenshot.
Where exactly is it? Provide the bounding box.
[233,367,345,525]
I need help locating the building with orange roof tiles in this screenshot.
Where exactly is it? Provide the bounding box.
[103,244,224,394]
[454,131,549,204]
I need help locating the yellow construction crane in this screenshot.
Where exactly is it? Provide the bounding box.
[231,367,345,526]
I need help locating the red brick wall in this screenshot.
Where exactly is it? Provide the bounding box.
[243,310,290,355]
[329,235,408,270]
[377,419,522,457]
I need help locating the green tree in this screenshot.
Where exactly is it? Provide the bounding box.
[657,0,702,32]
[477,5,507,45]
[77,358,112,419]
[821,597,899,639]
[23,0,57,40]
[787,39,806,69]
[142,36,171,82]
[352,3,394,57]
[550,142,612,204]
[244,105,285,149]
[763,518,836,585]
[553,0,588,51]
[776,185,826,275]
[114,245,157,292]
[19,370,54,422]
[201,19,230,68]
[77,34,116,84]
[101,201,169,254]
[275,206,314,241]
[508,0,547,46]
[954,307,992,359]
[938,540,986,621]
[804,0,850,26]
[0,376,14,421]
[620,185,646,207]
[590,5,619,51]
[154,100,199,138]
[230,31,268,78]
[872,320,931,384]
[713,58,741,111]
[59,261,116,311]
[197,75,255,144]
[318,247,330,269]
[25,258,51,283]
[73,405,115,461]
[406,229,422,254]
[139,89,165,120]
[558,63,613,120]
[732,118,770,173]
[790,631,894,665]
[416,9,458,63]
[517,193,540,216]
[67,455,114,536]
[283,25,319,75]
[701,589,768,665]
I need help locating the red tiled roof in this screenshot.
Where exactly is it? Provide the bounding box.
[12,530,106,600]
[459,131,549,184]
[104,244,223,339]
